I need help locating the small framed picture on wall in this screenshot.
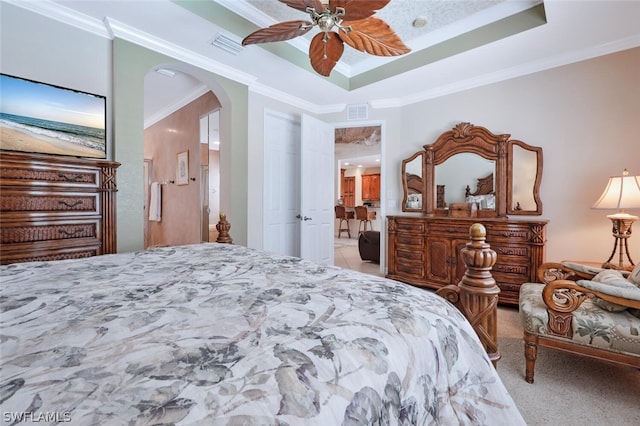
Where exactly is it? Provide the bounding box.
[176,150,189,185]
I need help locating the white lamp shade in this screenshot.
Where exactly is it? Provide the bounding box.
[592,170,640,210]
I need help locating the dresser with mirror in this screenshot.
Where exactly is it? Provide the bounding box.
[388,122,547,306]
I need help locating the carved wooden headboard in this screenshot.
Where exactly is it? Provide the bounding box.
[465,173,494,198]
[406,173,423,194]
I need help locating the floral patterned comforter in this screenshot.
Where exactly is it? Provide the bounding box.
[1,243,524,425]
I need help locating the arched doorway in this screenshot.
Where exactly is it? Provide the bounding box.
[142,66,222,248]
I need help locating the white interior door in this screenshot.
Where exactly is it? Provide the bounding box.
[300,113,334,264]
[264,111,301,257]
[263,111,333,264]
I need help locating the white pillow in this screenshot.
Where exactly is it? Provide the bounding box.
[578,269,640,312]
[593,269,628,285]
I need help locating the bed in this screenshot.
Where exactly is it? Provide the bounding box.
[1,243,524,425]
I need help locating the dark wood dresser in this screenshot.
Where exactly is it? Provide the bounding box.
[0,151,119,265]
[387,216,547,306]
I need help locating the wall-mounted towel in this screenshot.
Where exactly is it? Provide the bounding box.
[149,182,161,222]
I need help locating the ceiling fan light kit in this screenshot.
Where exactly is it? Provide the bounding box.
[242,0,411,77]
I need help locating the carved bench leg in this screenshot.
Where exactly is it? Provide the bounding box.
[523,332,538,384]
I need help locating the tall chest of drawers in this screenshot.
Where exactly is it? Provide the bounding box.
[387,215,547,306]
[0,151,119,265]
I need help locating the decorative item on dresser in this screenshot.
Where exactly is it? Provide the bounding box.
[389,122,547,306]
[0,151,119,264]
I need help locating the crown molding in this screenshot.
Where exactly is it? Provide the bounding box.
[370,34,640,109]
[144,85,210,129]
[248,84,345,115]
[4,0,110,37]
[105,18,258,87]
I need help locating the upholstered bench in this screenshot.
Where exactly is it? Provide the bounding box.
[519,262,640,383]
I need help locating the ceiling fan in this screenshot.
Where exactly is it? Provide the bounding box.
[242,0,411,77]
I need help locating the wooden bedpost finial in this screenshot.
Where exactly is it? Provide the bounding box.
[215,213,233,244]
[469,222,486,240]
[461,223,500,365]
[436,223,501,366]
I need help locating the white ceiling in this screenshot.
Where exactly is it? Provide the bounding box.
[9,0,640,124]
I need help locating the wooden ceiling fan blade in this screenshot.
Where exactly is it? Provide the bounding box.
[339,18,411,56]
[329,0,390,21]
[242,20,313,46]
[309,32,344,76]
[279,0,324,14]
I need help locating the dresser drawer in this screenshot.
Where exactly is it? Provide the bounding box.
[395,233,424,247]
[492,265,531,284]
[0,239,100,265]
[1,219,100,244]
[428,223,466,236]
[395,247,424,261]
[491,244,531,258]
[395,259,425,280]
[0,163,100,189]
[0,191,99,215]
[392,219,426,233]
[485,225,532,243]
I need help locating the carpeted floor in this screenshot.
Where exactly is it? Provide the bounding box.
[496,307,640,425]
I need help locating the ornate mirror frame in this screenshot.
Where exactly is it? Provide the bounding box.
[400,122,543,217]
[507,140,543,215]
[402,151,426,212]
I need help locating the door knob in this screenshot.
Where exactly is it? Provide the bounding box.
[303,216,312,221]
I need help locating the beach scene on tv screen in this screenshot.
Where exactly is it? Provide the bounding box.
[0,74,106,158]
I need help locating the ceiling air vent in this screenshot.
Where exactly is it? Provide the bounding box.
[347,104,368,121]
[211,33,243,55]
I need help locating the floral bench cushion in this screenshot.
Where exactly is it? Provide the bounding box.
[519,282,640,356]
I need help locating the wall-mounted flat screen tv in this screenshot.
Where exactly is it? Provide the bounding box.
[0,73,106,159]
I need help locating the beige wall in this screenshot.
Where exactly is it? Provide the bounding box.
[144,92,220,247]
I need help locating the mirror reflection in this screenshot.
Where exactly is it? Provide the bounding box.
[435,154,494,208]
[511,146,536,210]
[402,151,424,211]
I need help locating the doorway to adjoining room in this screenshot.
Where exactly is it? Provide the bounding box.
[334,124,383,277]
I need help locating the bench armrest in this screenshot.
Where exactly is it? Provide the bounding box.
[540,280,640,337]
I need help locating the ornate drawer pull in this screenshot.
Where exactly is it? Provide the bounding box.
[58,200,83,208]
[59,228,82,237]
[58,173,84,182]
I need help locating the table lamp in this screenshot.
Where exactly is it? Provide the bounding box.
[592,169,640,270]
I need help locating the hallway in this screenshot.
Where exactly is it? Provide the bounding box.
[333,237,383,277]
